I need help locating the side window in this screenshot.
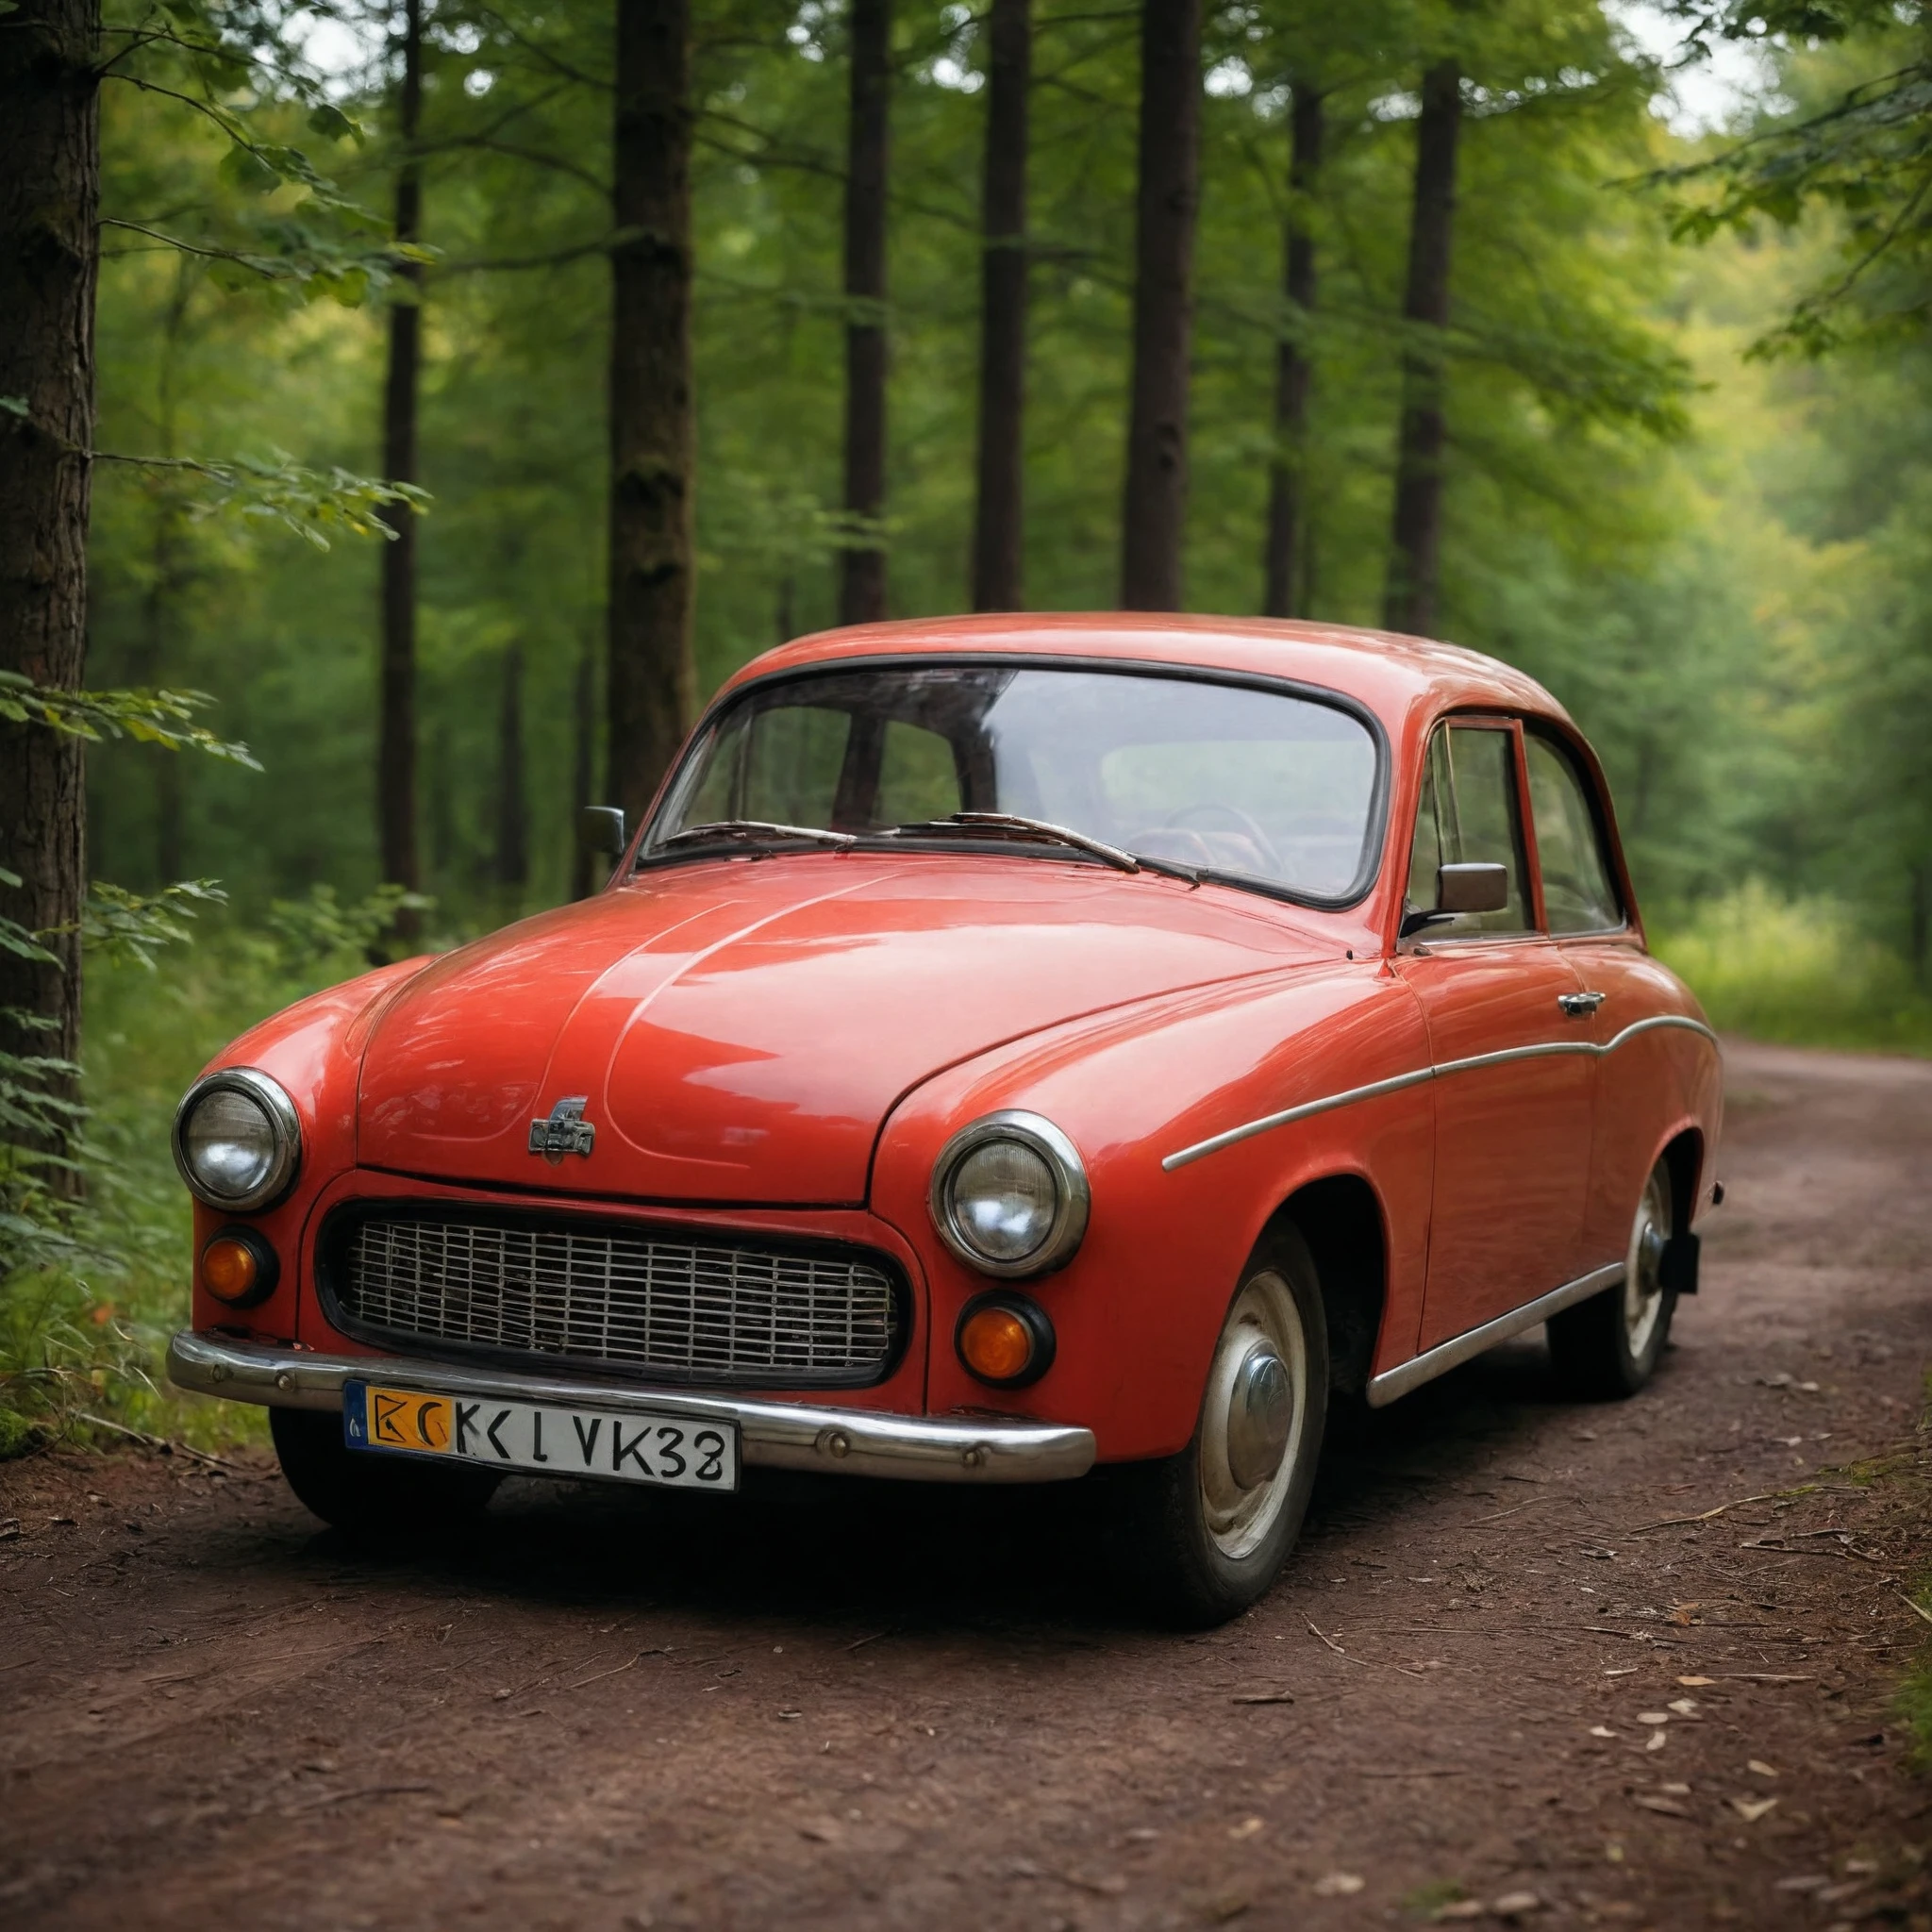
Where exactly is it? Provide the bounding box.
[1525,734,1622,933]
[1404,723,1533,935]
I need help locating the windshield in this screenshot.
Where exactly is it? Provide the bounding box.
[644,662,1383,903]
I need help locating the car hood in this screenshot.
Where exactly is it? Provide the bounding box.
[357,854,1329,1204]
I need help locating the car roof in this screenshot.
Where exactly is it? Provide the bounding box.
[717,612,1573,732]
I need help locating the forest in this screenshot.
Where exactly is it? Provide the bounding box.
[2,0,1930,1444]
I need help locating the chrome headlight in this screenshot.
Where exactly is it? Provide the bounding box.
[172,1069,301,1213]
[929,1111,1089,1278]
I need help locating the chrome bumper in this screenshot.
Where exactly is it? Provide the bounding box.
[166,1331,1096,1485]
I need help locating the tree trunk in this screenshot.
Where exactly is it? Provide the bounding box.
[607,0,698,824]
[378,0,424,937]
[1119,0,1202,611]
[570,638,597,900]
[0,0,99,1159]
[1262,83,1322,620]
[1384,58,1462,638]
[839,0,891,626]
[494,645,527,891]
[970,0,1029,613]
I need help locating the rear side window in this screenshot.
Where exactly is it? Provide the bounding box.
[1525,735,1622,934]
[1405,723,1533,935]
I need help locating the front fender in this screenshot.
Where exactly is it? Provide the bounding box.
[872,961,1434,1460]
[186,958,432,1337]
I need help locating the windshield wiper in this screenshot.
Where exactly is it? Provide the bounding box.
[885,811,1143,875]
[655,819,857,853]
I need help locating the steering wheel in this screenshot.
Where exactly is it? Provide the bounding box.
[1164,802,1283,875]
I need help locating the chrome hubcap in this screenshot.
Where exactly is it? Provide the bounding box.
[1624,1169,1671,1358]
[1199,1273,1308,1561]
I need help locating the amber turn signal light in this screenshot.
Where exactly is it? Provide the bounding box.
[200,1226,278,1309]
[956,1292,1056,1390]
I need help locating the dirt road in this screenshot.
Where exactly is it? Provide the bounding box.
[6,1039,1932,1930]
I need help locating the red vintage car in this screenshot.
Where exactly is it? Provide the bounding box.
[168,615,1721,1623]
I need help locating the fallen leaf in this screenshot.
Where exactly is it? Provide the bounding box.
[1677,1675,1716,1688]
[797,1817,844,1844]
[1729,1797,1779,1823]
[1670,1604,1701,1626]
[1661,1783,1690,1795]
[1632,1794,1690,1816]
[1636,1711,1671,1725]
[1228,1817,1263,1840]
[1667,1699,1699,1717]
[1645,1729,1668,1752]
[1747,1760,1777,1778]
[1197,1891,1249,1924]
[1313,1873,1365,1897]
[1589,1725,1618,1739]
[1491,1890,1541,1915]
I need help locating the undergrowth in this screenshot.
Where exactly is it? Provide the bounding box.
[0,887,440,1458]
[1654,882,1932,1056]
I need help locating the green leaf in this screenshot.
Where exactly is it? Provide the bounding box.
[219,144,282,195]
[0,395,27,420]
[306,103,361,144]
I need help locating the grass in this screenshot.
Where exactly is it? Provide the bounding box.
[1654,881,1932,1056]
[0,896,419,1457]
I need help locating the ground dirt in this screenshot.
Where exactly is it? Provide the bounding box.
[5,1038,1932,1931]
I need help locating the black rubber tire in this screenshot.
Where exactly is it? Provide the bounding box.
[1548,1162,1678,1401]
[1108,1226,1330,1627]
[270,1406,502,1538]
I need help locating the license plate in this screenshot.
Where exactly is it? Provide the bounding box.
[342,1380,739,1492]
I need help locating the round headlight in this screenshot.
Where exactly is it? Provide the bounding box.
[929,1111,1089,1279]
[173,1069,301,1213]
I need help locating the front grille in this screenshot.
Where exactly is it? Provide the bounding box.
[328,1212,903,1387]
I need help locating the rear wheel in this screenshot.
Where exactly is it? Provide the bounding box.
[1548,1160,1676,1400]
[271,1407,501,1538]
[1111,1228,1328,1626]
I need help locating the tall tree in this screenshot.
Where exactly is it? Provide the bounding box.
[970,0,1030,613]
[570,638,597,900]
[1120,0,1203,611]
[0,0,100,1151]
[840,0,891,626]
[607,0,698,824]
[378,0,425,928]
[494,644,527,890]
[1261,83,1323,619]
[1383,58,1463,637]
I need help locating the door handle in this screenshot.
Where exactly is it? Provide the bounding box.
[1557,991,1607,1018]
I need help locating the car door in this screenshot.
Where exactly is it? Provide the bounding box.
[1394,718,1595,1352]
[1522,727,1675,1269]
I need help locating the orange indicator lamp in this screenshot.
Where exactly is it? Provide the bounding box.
[200,1227,278,1308]
[956,1293,1056,1389]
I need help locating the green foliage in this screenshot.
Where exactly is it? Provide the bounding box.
[263,883,437,969]
[1655,883,1932,1051]
[0,669,259,766]
[1652,4,1932,354]
[105,450,431,549]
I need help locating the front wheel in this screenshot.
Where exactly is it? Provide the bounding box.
[1547,1160,1677,1400]
[1109,1228,1329,1626]
[271,1406,502,1539]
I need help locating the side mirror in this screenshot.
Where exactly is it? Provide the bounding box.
[1437,860,1509,915]
[579,806,627,858]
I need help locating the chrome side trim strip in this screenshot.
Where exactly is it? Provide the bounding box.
[1161,1013,1719,1171]
[1364,1261,1624,1408]
[167,1331,1096,1486]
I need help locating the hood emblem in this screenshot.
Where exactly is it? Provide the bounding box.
[528,1095,596,1164]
